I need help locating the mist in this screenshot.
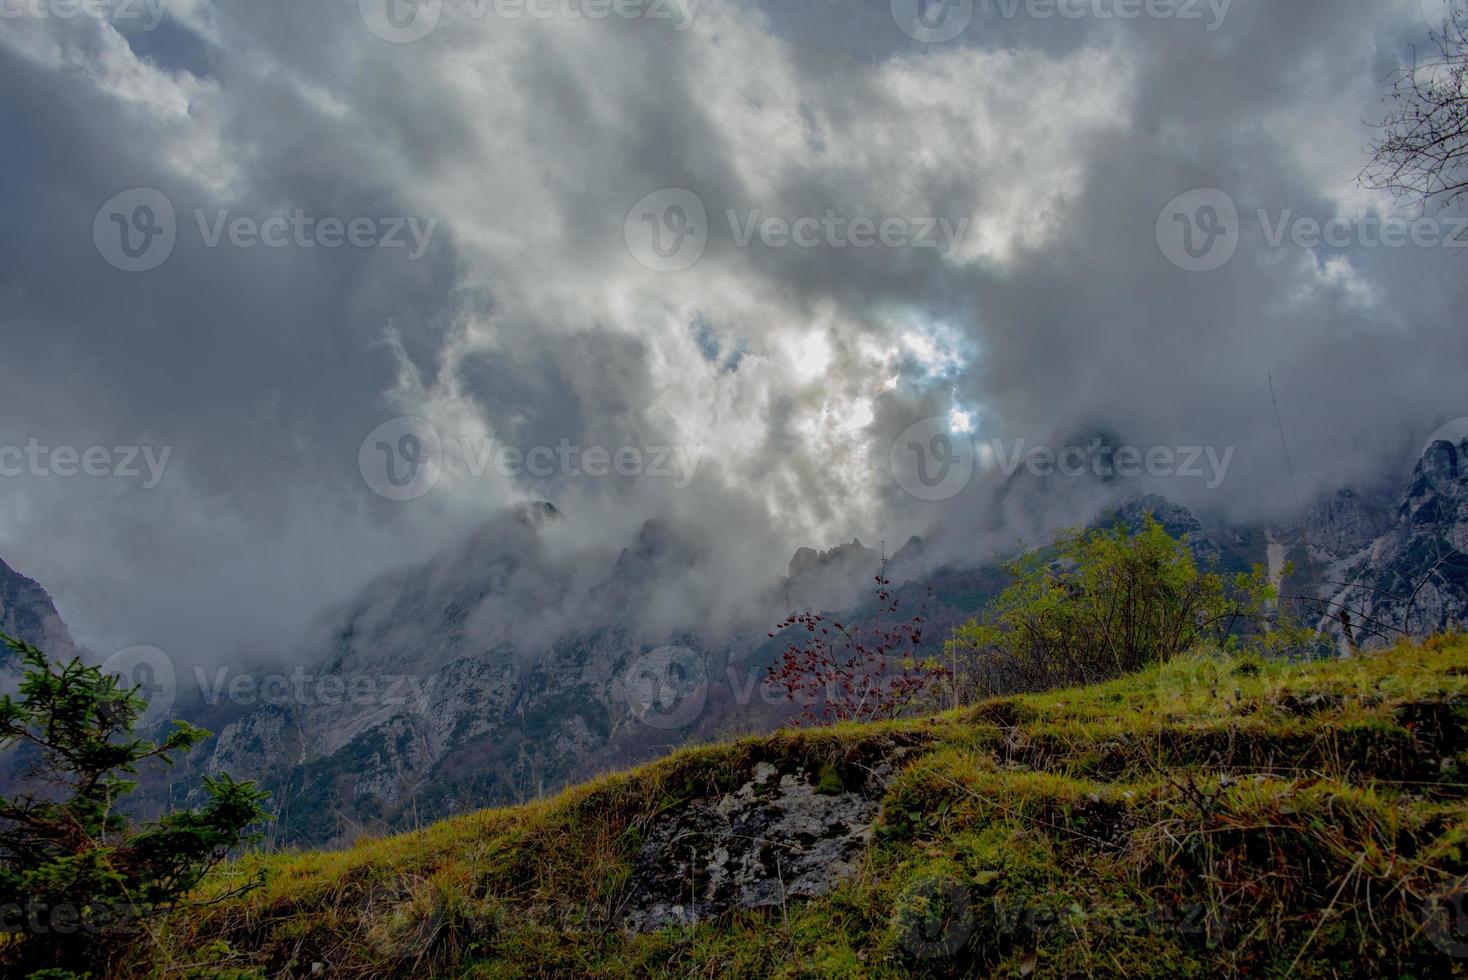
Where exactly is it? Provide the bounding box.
[0,0,1464,670]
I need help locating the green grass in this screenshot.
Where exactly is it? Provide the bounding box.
[153,637,1468,978]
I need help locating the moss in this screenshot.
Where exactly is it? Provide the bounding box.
[814,762,845,796]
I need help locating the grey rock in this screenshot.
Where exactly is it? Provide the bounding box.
[618,760,892,932]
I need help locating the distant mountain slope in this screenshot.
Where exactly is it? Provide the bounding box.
[178,434,1468,846]
[1317,433,1468,646]
[190,505,778,845]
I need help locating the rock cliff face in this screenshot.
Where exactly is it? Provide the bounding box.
[0,557,77,655]
[0,558,82,794]
[1316,436,1468,647]
[187,505,760,844]
[0,557,78,690]
[785,538,878,612]
[188,435,1468,844]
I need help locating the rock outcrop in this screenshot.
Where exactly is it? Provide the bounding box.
[619,755,902,932]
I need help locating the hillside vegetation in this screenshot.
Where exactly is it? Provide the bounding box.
[154,636,1468,978]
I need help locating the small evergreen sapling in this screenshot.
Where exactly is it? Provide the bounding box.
[0,633,269,977]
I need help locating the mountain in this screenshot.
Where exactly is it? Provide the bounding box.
[0,556,78,686]
[1315,434,1468,647]
[2,433,1459,847]
[162,636,1468,977]
[187,506,780,844]
[0,557,77,655]
[169,434,1468,845]
[0,557,82,796]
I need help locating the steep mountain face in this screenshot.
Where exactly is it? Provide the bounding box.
[0,558,81,796]
[1301,485,1399,561]
[785,538,879,612]
[187,439,1468,845]
[6,437,1459,847]
[0,557,77,655]
[0,557,78,685]
[186,494,1232,845]
[1317,436,1468,647]
[189,506,774,844]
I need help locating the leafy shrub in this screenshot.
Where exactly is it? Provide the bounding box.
[946,516,1304,698]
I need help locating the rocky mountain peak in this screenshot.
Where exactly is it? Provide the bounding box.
[787,538,871,580]
[0,557,77,660]
[513,500,563,527]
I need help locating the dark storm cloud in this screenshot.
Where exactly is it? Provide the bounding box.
[0,0,1462,664]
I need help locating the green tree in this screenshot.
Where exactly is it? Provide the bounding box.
[947,516,1300,698]
[0,633,270,978]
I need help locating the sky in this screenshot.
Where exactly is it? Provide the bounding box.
[0,0,1466,666]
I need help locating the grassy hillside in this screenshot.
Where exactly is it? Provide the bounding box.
[159,637,1468,978]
